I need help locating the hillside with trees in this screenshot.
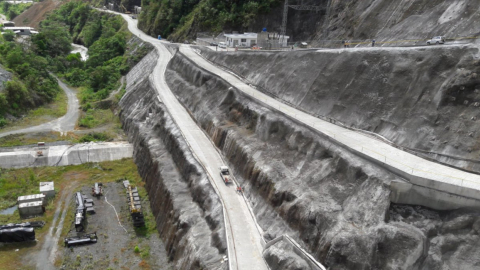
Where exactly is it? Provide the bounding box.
[138,0,282,41]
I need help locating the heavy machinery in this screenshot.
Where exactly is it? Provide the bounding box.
[64,232,97,247]
[220,166,231,184]
[75,192,86,232]
[126,183,145,227]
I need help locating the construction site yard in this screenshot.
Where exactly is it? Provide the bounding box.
[0,159,171,270]
[59,182,171,270]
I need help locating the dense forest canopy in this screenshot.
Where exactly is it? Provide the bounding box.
[138,0,281,41]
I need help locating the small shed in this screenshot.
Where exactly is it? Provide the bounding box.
[17,194,46,206]
[18,201,44,217]
[39,182,55,198]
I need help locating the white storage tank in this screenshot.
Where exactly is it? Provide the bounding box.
[17,194,46,206]
[39,182,55,198]
[18,201,44,217]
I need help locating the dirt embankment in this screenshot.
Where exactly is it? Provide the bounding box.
[13,0,60,28]
[119,52,227,269]
[199,46,480,173]
[165,50,480,269]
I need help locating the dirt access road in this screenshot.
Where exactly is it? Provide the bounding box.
[35,181,77,270]
[0,75,79,138]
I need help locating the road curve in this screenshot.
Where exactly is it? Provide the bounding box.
[179,44,480,206]
[114,12,268,270]
[0,75,79,138]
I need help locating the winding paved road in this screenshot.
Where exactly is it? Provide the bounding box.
[0,76,79,138]
[179,44,480,208]
[116,13,268,270]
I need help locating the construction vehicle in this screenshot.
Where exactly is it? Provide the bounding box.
[64,232,97,247]
[74,192,86,232]
[220,166,231,184]
[92,183,103,197]
[125,182,145,227]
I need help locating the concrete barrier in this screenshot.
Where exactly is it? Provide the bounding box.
[0,142,133,169]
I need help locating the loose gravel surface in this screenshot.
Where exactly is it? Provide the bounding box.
[60,182,172,270]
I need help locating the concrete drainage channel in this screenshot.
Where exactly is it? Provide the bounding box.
[0,142,133,169]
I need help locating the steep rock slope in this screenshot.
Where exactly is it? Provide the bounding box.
[199,46,480,172]
[134,0,480,44]
[164,50,480,269]
[319,0,480,45]
[119,51,227,269]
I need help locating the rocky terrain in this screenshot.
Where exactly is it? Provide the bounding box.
[157,49,480,269]
[199,45,480,173]
[119,50,227,270]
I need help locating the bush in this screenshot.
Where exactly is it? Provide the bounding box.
[134,245,140,253]
[79,132,110,142]
[0,118,7,128]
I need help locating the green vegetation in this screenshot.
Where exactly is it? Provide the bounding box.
[0,1,32,20]
[79,132,112,142]
[43,2,127,101]
[0,31,61,127]
[0,132,76,147]
[138,0,282,41]
[0,88,67,131]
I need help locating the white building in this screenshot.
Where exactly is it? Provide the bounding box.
[40,182,55,198]
[18,194,46,206]
[224,33,257,48]
[18,201,43,217]
[224,32,290,48]
[2,26,38,36]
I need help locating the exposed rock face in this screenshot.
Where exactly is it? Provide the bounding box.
[199,46,480,173]
[0,65,12,93]
[119,52,227,269]
[165,50,480,269]
[264,239,311,270]
[389,205,480,269]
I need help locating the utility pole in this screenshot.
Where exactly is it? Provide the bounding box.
[280,0,325,45]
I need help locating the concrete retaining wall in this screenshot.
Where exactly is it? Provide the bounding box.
[0,142,133,169]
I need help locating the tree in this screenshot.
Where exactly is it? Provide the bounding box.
[32,22,72,57]
[2,30,15,42]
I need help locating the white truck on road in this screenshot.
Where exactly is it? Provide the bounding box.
[219,166,230,184]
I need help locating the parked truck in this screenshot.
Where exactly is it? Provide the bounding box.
[220,166,231,184]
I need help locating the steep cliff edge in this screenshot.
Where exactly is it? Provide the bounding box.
[199,46,480,173]
[119,50,227,269]
[165,50,480,269]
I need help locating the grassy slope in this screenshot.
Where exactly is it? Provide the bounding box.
[0,86,68,132]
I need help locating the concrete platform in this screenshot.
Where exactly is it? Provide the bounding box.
[0,142,133,169]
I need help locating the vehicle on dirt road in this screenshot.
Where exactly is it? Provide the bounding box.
[426,36,445,45]
[220,166,231,184]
